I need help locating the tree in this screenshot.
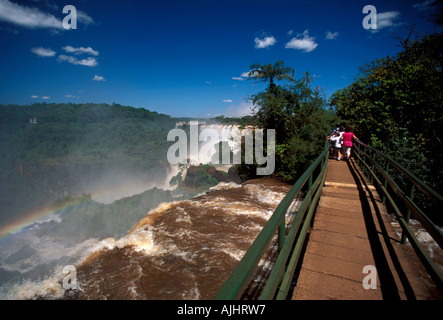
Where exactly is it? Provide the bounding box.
[246,64,338,182]
[330,32,443,193]
[247,60,295,92]
[428,0,443,27]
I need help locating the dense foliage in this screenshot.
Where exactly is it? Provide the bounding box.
[1,102,175,167]
[0,103,177,226]
[245,61,339,182]
[330,33,443,194]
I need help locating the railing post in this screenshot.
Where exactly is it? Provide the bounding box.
[307,173,313,208]
[361,146,370,179]
[382,161,390,205]
[355,144,363,167]
[369,150,376,184]
[278,220,285,252]
[401,184,415,245]
[216,138,443,300]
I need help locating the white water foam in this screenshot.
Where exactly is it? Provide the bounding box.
[83,228,163,257]
[2,178,292,300]
[0,265,67,300]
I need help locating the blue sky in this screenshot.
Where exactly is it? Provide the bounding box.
[0,0,439,118]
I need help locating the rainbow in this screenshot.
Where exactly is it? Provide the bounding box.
[0,197,86,240]
[0,181,174,240]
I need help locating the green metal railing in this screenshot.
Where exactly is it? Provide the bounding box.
[353,140,443,292]
[215,138,443,299]
[214,140,330,300]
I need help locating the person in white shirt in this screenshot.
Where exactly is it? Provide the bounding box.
[328,128,344,161]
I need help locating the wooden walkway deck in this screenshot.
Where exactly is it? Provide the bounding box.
[291,157,441,300]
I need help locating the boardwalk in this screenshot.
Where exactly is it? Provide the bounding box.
[291,157,442,300]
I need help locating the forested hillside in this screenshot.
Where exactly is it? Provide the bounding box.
[0,103,177,227]
[330,32,443,194]
[243,61,339,182]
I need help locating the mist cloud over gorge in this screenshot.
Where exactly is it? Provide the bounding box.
[0,103,255,297]
[0,103,180,290]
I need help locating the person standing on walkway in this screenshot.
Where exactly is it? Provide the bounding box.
[326,123,345,157]
[328,127,344,160]
[342,126,359,160]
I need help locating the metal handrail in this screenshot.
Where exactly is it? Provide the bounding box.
[214,140,329,300]
[215,137,442,300]
[353,139,443,292]
[354,140,443,205]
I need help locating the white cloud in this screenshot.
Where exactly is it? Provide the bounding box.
[241,71,253,77]
[232,71,256,81]
[77,10,94,25]
[31,95,50,99]
[0,0,94,30]
[92,75,105,81]
[223,100,233,103]
[325,31,339,40]
[413,0,436,11]
[376,11,402,29]
[58,55,98,67]
[225,101,254,117]
[0,0,62,29]
[285,30,318,52]
[254,36,276,49]
[30,0,59,10]
[31,47,56,57]
[62,45,99,56]
[58,45,99,67]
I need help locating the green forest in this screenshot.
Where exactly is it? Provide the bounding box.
[241,31,442,197]
[330,32,442,195]
[236,60,338,182]
[0,102,175,167]
[0,29,441,239]
[0,103,177,229]
[0,102,252,241]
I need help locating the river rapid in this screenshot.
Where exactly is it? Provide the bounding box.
[70,178,292,300]
[2,177,295,300]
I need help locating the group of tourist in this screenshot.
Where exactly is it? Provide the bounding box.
[327,125,359,161]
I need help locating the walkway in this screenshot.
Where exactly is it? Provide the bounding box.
[291,157,441,300]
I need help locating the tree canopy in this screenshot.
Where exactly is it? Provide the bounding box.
[330,32,443,193]
[247,60,295,91]
[246,62,338,182]
[0,103,177,226]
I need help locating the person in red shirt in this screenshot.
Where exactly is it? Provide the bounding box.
[342,127,359,160]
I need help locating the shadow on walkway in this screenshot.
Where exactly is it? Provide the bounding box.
[346,158,418,299]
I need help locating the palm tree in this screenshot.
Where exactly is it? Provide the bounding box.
[247,60,295,91]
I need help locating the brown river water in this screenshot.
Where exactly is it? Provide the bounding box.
[67,177,294,300]
[3,175,441,300]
